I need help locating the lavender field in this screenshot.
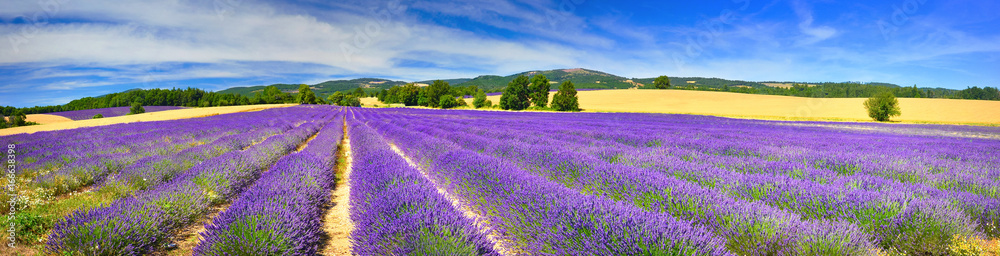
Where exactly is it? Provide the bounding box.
[4,105,1000,255]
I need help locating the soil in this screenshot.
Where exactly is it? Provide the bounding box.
[321,121,354,256]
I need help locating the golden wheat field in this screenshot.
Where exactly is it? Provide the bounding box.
[371,89,1000,125]
[2,104,297,136]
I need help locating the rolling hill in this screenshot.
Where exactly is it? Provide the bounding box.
[216,78,409,97]
[214,68,955,98]
[451,68,637,90]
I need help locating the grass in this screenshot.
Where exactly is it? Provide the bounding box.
[0,187,116,254]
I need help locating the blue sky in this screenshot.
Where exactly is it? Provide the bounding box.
[1,0,997,107]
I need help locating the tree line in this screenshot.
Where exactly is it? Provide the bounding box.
[661,80,999,101]
[374,74,580,111]
[498,74,579,111]
[375,80,470,109]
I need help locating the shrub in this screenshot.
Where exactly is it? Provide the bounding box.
[129,103,145,115]
[864,92,901,122]
[327,92,345,105]
[473,89,488,108]
[339,95,361,107]
[92,114,103,119]
[8,110,27,126]
[552,81,580,111]
[438,95,459,109]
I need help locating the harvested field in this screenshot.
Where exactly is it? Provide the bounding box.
[459,90,1000,125]
[0,104,296,136]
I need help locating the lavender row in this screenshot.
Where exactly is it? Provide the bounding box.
[389,110,994,254]
[195,116,344,255]
[368,112,873,255]
[347,118,499,255]
[11,108,291,177]
[358,111,733,256]
[95,123,293,198]
[44,114,329,254]
[439,111,1000,243]
[1,111,298,216]
[554,112,1000,199]
[11,106,318,176]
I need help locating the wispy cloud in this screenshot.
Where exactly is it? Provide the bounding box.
[0,0,997,107]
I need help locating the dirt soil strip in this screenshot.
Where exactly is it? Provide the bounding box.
[156,203,231,256]
[387,143,516,256]
[322,120,354,256]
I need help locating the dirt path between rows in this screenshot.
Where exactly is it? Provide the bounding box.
[321,121,354,256]
[156,203,230,256]
[386,143,516,256]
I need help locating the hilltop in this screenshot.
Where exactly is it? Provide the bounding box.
[217,78,409,97]
[214,68,966,98]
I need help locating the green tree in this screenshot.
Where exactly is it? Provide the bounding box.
[426,80,451,108]
[9,110,27,126]
[499,75,531,110]
[92,114,103,119]
[129,102,145,115]
[352,87,365,97]
[261,86,290,103]
[551,81,580,111]
[438,95,459,109]
[400,84,421,106]
[529,74,551,107]
[327,92,345,105]
[864,92,901,122]
[338,95,361,107]
[417,88,430,106]
[473,89,488,108]
[0,115,7,129]
[654,75,671,89]
[298,84,318,104]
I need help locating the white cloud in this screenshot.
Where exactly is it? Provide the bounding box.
[791,0,837,45]
[3,1,584,73]
[0,0,997,108]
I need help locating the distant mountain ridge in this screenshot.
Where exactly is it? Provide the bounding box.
[208,67,982,100]
[216,78,409,97]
